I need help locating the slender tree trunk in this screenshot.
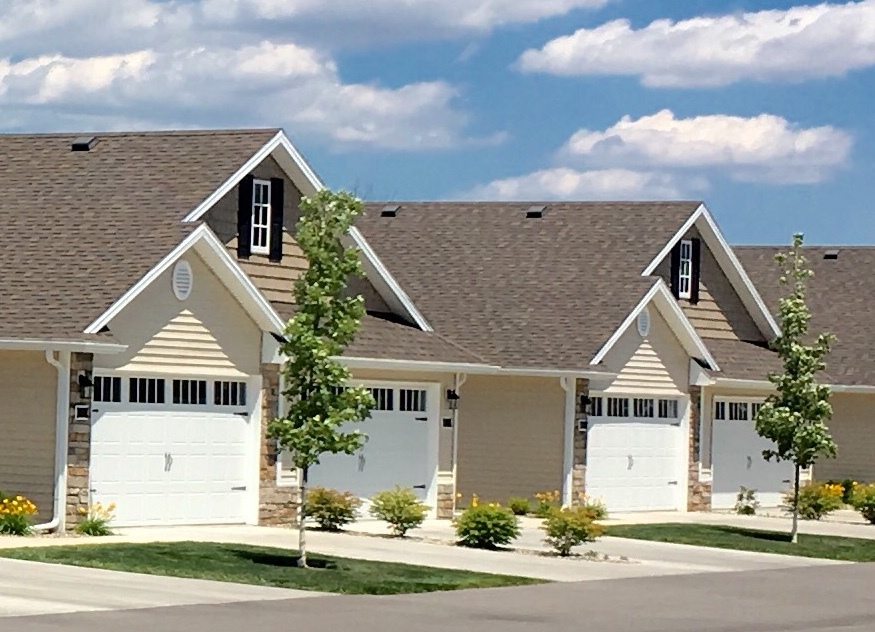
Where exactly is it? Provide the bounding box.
[298,466,308,568]
[791,464,801,544]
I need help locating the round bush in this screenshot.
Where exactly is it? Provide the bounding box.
[784,482,845,520]
[369,486,429,537]
[507,497,531,516]
[454,504,521,549]
[306,487,361,531]
[541,507,604,556]
[851,483,875,524]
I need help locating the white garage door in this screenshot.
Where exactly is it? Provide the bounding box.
[309,384,439,513]
[90,375,255,527]
[585,396,685,512]
[712,399,793,509]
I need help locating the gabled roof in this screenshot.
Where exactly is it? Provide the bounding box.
[0,130,278,343]
[736,246,875,387]
[356,201,702,372]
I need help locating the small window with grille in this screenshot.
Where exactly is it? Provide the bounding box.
[633,398,655,418]
[587,396,603,417]
[607,397,629,417]
[129,377,166,404]
[658,399,679,419]
[173,379,207,405]
[714,401,726,420]
[214,381,247,407]
[369,388,394,411]
[399,389,427,412]
[94,376,121,403]
[729,402,749,421]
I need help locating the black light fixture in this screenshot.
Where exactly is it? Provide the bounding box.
[579,395,592,409]
[78,371,94,399]
[446,389,460,411]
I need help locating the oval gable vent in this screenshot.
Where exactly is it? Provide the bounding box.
[636,307,651,337]
[172,260,194,301]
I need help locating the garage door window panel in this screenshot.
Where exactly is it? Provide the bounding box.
[173,380,207,405]
[633,398,655,418]
[369,388,394,411]
[607,397,629,417]
[658,399,679,419]
[94,376,122,403]
[214,381,247,407]
[129,378,166,404]
[400,389,427,413]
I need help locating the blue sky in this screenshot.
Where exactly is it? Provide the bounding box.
[2,0,873,245]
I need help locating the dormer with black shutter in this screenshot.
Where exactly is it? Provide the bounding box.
[237,174,285,263]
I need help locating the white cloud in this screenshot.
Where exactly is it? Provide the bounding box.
[465,168,703,201]
[563,110,853,183]
[465,108,852,199]
[0,43,477,150]
[518,1,875,87]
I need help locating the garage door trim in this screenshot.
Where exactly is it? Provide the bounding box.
[89,370,262,526]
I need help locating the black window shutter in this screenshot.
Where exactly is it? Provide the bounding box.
[669,243,681,298]
[690,238,702,304]
[237,175,254,259]
[268,177,285,263]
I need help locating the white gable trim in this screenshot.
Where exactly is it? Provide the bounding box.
[183,130,323,223]
[84,224,284,335]
[347,227,433,332]
[181,129,432,333]
[642,203,781,340]
[591,280,720,371]
[0,339,127,354]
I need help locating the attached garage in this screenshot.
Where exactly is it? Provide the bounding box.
[585,395,687,512]
[90,374,259,526]
[711,398,793,509]
[309,382,440,514]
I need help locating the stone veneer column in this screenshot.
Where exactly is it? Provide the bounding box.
[258,363,299,526]
[572,378,589,504]
[436,482,455,519]
[65,352,93,530]
[687,385,712,511]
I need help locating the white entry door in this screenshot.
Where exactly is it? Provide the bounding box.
[309,384,438,513]
[712,419,793,509]
[586,413,685,512]
[90,375,255,527]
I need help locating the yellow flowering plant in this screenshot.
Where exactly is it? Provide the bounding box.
[850,483,875,524]
[533,490,561,518]
[75,502,117,536]
[0,494,38,536]
[783,482,845,521]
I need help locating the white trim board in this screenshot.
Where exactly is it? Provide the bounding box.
[591,280,720,371]
[0,339,127,354]
[84,224,284,335]
[642,203,781,341]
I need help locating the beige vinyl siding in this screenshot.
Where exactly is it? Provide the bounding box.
[93,253,261,377]
[0,351,57,520]
[816,393,875,483]
[655,228,764,342]
[600,307,689,395]
[456,375,565,503]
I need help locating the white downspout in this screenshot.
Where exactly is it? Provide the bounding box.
[35,350,71,532]
[560,377,577,508]
[451,373,468,489]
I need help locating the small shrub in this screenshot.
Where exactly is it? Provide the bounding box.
[369,486,429,537]
[579,495,608,521]
[850,483,875,524]
[0,495,38,536]
[541,506,605,556]
[75,502,117,536]
[784,482,845,520]
[454,504,521,549]
[305,487,361,532]
[508,497,531,516]
[533,490,561,518]
[734,487,760,516]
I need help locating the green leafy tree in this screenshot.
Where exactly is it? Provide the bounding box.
[268,190,375,567]
[755,233,837,543]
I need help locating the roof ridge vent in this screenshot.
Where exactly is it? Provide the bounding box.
[71,136,99,152]
[824,249,840,260]
[526,205,546,219]
[381,205,400,218]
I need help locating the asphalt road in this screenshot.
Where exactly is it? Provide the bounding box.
[12,563,875,632]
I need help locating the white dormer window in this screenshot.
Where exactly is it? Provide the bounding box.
[678,239,693,299]
[251,179,271,255]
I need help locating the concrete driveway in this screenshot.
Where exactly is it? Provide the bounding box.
[12,563,875,631]
[0,557,322,618]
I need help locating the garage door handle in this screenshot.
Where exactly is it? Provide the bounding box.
[668,481,679,485]
[782,479,791,484]
[231,486,247,491]
[415,417,428,421]
[413,485,427,490]
[234,412,248,417]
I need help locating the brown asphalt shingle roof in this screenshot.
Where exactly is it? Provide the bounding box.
[357,201,702,371]
[735,246,875,386]
[0,129,277,342]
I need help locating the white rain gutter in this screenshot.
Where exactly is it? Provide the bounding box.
[34,350,71,532]
[560,377,577,508]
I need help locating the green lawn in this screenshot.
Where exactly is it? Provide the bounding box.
[0,541,542,595]
[606,523,875,562]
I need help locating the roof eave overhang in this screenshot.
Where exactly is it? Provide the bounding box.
[0,339,128,354]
